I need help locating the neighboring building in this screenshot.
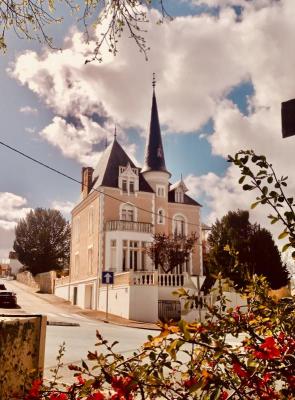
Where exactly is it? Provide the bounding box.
[55,82,204,322]
[0,253,23,277]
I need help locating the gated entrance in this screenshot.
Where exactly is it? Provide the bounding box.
[158,300,181,322]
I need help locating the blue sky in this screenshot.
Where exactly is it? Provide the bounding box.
[1,0,295,258]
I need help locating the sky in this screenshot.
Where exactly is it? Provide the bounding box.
[0,0,295,259]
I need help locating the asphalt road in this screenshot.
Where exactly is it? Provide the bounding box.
[0,279,157,382]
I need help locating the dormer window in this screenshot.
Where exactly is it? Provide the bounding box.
[175,189,184,203]
[122,179,128,193]
[119,163,139,195]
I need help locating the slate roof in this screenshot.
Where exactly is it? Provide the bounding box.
[142,90,170,175]
[92,137,153,193]
[168,189,202,207]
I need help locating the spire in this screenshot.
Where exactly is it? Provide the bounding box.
[142,74,170,175]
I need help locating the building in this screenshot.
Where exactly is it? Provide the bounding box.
[55,81,205,322]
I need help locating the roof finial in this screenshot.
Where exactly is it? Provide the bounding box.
[114,125,117,139]
[152,72,156,91]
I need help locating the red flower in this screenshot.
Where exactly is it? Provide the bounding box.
[256,337,280,359]
[26,379,42,398]
[50,393,68,400]
[183,377,198,388]
[220,391,228,400]
[111,376,136,399]
[232,362,248,378]
[76,374,86,385]
[287,375,295,388]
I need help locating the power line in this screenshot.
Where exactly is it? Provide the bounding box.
[0,140,202,229]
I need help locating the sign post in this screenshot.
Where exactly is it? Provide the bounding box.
[101,271,114,322]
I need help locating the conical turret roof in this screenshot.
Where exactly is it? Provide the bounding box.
[142,87,170,175]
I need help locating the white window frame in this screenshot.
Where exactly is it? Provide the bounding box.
[157,208,165,224]
[119,163,139,195]
[74,217,80,242]
[120,203,137,222]
[87,246,93,274]
[88,206,94,235]
[156,185,165,198]
[74,252,79,276]
[173,214,187,236]
[175,190,184,203]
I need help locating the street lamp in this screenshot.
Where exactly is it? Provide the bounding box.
[281,98,295,138]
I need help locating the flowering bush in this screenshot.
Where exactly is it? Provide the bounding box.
[19,277,294,400]
[19,150,294,399]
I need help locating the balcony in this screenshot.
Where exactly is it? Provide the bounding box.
[113,271,188,287]
[105,220,152,233]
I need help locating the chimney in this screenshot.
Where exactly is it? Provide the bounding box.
[81,167,94,199]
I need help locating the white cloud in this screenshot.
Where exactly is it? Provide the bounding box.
[8,0,295,246]
[51,200,75,216]
[0,192,31,226]
[0,193,31,257]
[19,106,38,115]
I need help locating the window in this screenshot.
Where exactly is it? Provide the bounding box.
[88,247,93,274]
[174,215,186,236]
[122,179,128,192]
[121,240,146,272]
[175,190,184,203]
[88,207,94,235]
[74,253,80,276]
[119,164,139,194]
[121,203,136,221]
[158,209,164,224]
[157,185,165,197]
[110,240,116,270]
[129,180,135,193]
[74,217,80,242]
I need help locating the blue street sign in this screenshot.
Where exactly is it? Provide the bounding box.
[102,271,114,285]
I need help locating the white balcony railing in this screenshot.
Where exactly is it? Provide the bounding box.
[113,271,188,287]
[105,220,152,233]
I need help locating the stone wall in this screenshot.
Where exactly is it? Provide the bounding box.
[0,315,47,399]
[16,270,57,294]
[16,270,40,289]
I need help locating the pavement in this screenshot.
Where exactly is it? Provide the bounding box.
[2,279,160,331]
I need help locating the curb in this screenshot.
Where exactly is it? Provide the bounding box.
[47,321,80,327]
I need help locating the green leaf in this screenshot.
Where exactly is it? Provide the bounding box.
[81,359,89,371]
[243,184,255,191]
[278,231,288,240]
[238,176,246,184]
[251,201,260,209]
[262,186,268,195]
[282,243,291,252]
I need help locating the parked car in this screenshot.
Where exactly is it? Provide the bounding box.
[0,291,17,308]
[0,283,7,290]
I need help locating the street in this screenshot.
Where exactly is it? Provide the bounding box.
[0,279,156,382]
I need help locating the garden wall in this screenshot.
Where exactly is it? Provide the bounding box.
[0,315,47,400]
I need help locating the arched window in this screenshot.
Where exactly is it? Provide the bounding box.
[158,209,164,224]
[173,214,186,236]
[120,203,136,221]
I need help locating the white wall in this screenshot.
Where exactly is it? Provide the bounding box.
[54,284,69,301]
[129,285,158,322]
[98,285,131,319]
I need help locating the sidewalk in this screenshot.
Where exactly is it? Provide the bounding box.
[12,280,160,331]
